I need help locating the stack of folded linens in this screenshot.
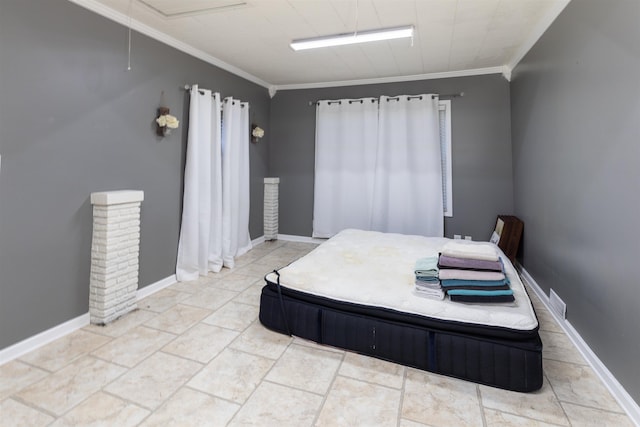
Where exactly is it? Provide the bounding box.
[438,241,514,303]
[413,256,444,300]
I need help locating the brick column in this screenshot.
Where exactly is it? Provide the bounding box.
[89,190,144,325]
[264,177,279,241]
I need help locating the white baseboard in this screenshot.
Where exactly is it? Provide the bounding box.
[0,274,177,367]
[251,235,266,246]
[136,274,177,301]
[518,265,640,426]
[0,313,90,365]
[277,233,327,244]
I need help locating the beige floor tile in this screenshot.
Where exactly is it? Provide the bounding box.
[402,369,483,427]
[0,360,49,400]
[526,290,545,308]
[266,344,342,394]
[212,273,262,292]
[91,325,175,368]
[229,381,322,427]
[535,308,563,334]
[273,245,312,257]
[162,323,239,363]
[167,279,216,294]
[19,329,111,372]
[282,241,319,252]
[202,301,258,331]
[4,241,635,427]
[0,398,54,426]
[291,336,345,354]
[229,322,292,359]
[84,309,158,337]
[232,282,264,306]
[104,352,202,410]
[561,402,634,427]
[180,288,238,311]
[339,352,405,389]
[400,419,432,427]
[253,254,297,269]
[50,392,149,427]
[316,376,401,427]
[544,360,622,412]
[234,247,274,266]
[479,377,568,426]
[233,262,274,279]
[260,239,287,250]
[139,289,192,313]
[143,304,211,334]
[207,267,235,279]
[541,331,587,365]
[187,347,273,404]
[16,356,126,416]
[140,387,240,426]
[483,408,562,426]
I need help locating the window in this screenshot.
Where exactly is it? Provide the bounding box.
[438,100,453,217]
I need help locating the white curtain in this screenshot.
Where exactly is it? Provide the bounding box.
[371,95,443,236]
[312,98,378,238]
[176,87,251,281]
[221,97,252,268]
[313,94,443,238]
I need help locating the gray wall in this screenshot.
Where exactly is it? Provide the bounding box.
[0,0,270,349]
[270,74,514,239]
[511,0,640,401]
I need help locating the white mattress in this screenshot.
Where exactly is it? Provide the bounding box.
[266,229,538,331]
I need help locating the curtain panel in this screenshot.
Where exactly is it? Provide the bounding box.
[176,86,251,281]
[313,94,443,238]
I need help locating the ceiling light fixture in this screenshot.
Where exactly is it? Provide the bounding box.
[290,25,414,51]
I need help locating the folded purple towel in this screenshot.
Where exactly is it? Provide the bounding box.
[438,255,503,272]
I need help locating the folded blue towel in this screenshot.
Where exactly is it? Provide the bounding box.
[446,289,514,297]
[416,276,440,283]
[414,256,439,277]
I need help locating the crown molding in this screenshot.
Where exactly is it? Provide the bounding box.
[274,66,509,92]
[507,0,572,72]
[67,0,271,89]
[68,0,564,93]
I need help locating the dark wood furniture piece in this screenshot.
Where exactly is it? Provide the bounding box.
[494,215,524,263]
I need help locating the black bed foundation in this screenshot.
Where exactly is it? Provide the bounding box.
[259,284,543,393]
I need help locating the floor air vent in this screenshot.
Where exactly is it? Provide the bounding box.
[549,288,567,319]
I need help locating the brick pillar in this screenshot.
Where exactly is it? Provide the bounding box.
[264,177,279,241]
[89,190,144,325]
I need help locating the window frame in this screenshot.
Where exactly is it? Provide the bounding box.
[439,100,453,217]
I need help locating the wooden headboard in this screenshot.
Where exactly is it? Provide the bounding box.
[491,215,523,263]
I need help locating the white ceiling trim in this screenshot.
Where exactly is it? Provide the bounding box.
[274,66,511,92]
[68,0,564,92]
[506,0,572,71]
[67,0,271,89]
[137,0,249,19]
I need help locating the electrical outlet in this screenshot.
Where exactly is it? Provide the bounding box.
[464,235,472,241]
[454,234,462,239]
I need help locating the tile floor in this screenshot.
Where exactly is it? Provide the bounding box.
[0,240,635,426]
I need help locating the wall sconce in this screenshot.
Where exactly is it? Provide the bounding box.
[156,106,179,137]
[251,124,264,143]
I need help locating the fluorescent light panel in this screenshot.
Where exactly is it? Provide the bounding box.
[290,25,414,51]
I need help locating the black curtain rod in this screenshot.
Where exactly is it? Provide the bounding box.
[183,84,247,107]
[308,92,464,106]
[183,84,210,93]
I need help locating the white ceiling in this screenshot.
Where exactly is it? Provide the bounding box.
[74,0,570,89]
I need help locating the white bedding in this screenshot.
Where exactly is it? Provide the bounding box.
[266,229,538,331]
